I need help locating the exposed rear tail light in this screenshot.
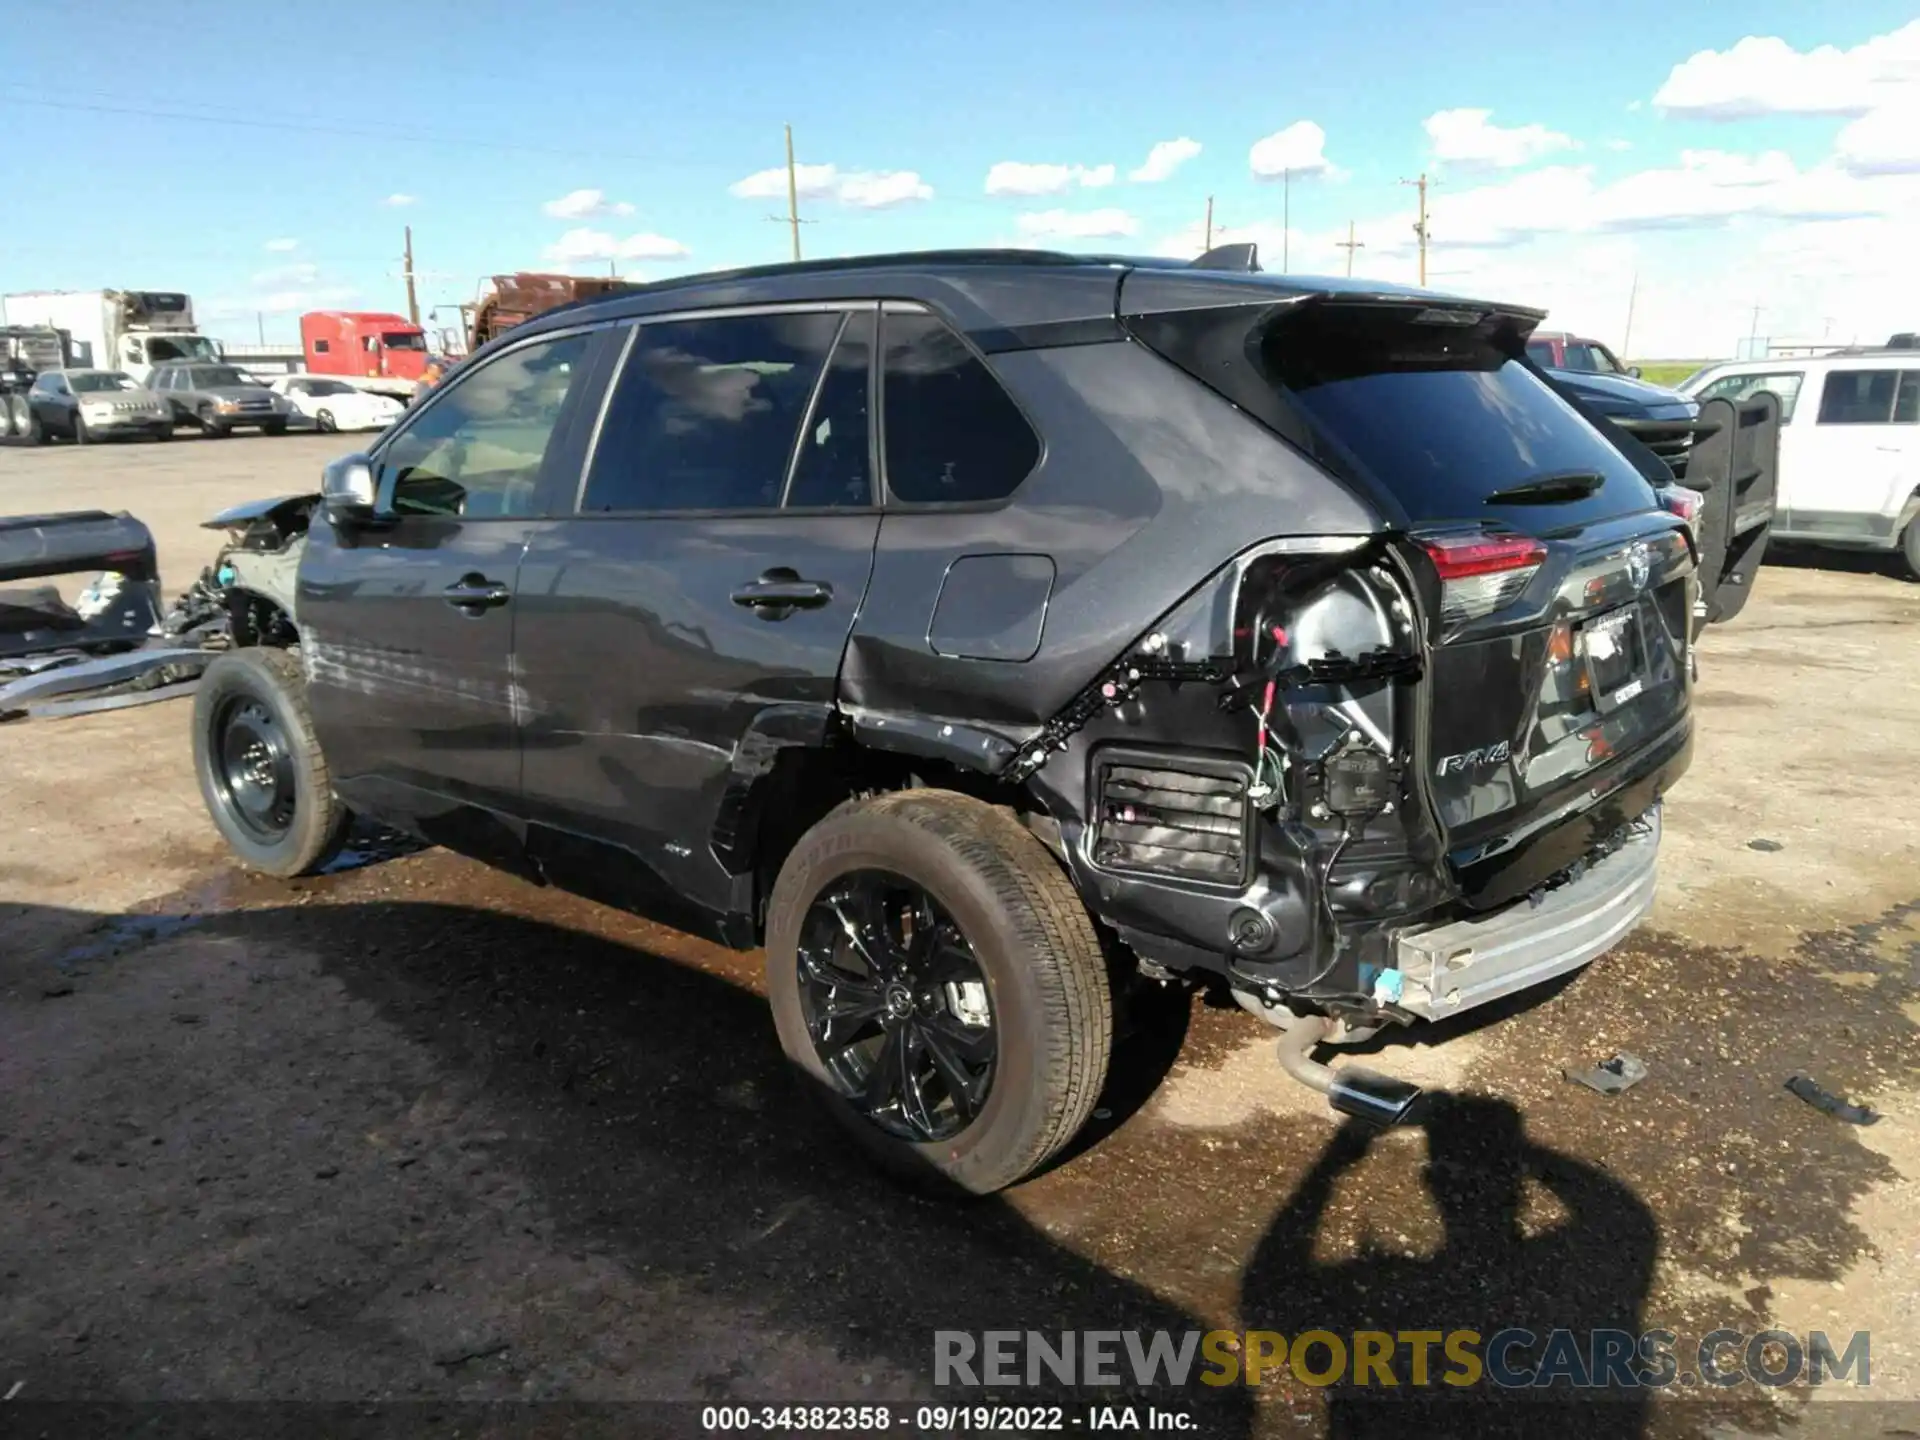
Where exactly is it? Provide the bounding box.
[1419,534,1547,626]
[1657,484,1705,531]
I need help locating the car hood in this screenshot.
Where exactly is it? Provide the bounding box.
[76,387,163,405]
[201,384,278,401]
[1546,367,1695,418]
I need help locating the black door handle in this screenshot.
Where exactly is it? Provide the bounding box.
[730,576,832,617]
[444,574,511,612]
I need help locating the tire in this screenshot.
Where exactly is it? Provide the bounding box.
[765,790,1112,1194]
[315,409,336,434]
[264,419,288,436]
[200,408,228,438]
[153,424,174,442]
[72,410,89,444]
[1902,519,1920,583]
[2,394,22,437]
[192,648,351,877]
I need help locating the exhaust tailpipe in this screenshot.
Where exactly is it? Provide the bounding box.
[1275,1015,1423,1127]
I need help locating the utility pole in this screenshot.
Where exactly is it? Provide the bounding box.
[402,225,420,328]
[1282,169,1291,272]
[1747,302,1764,357]
[255,312,264,346]
[1401,173,1430,286]
[785,123,802,262]
[1336,219,1364,277]
[1204,195,1213,251]
[1621,271,1639,360]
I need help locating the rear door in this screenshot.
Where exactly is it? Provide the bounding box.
[512,305,881,937]
[298,326,603,864]
[1798,367,1919,540]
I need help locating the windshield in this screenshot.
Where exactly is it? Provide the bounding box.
[194,366,249,387]
[146,335,220,363]
[305,379,355,396]
[71,371,139,393]
[381,332,427,351]
[1559,341,1623,375]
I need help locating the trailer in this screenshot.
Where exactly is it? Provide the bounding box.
[0,291,221,384]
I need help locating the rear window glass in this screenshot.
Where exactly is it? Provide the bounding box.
[1695,370,1804,421]
[1817,370,1901,424]
[1258,307,1656,526]
[881,312,1039,505]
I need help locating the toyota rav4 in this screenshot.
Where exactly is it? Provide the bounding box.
[190,247,1759,1192]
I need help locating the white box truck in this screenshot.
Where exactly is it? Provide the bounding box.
[0,290,222,383]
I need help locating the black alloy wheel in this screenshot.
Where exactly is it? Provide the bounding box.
[208,695,298,843]
[795,870,997,1143]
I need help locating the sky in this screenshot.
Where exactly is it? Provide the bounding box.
[2,0,1917,357]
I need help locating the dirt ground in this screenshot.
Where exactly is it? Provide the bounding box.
[3,436,1918,1438]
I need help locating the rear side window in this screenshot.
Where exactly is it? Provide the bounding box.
[1817,369,1904,425]
[881,311,1038,504]
[785,311,874,508]
[582,311,841,512]
[1895,371,1920,424]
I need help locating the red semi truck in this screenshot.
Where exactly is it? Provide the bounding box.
[299,312,430,400]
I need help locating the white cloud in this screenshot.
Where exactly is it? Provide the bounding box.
[1605,139,1634,152]
[263,237,298,253]
[544,228,691,264]
[251,262,321,287]
[1653,20,1920,120]
[382,193,416,207]
[729,163,932,208]
[1424,108,1575,169]
[1130,137,1202,183]
[985,161,1116,196]
[1835,95,1920,176]
[542,188,636,220]
[1015,208,1140,240]
[1249,121,1333,179]
[206,284,358,319]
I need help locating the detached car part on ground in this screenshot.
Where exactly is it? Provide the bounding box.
[189,248,1774,1193]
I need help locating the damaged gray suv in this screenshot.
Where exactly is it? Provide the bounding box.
[191,247,1764,1192]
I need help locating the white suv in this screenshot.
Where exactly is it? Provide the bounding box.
[1681,351,1919,578]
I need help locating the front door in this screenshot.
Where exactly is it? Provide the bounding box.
[298,326,603,864]
[514,306,881,937]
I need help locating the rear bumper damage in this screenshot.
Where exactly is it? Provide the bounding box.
[1394,807,1658,1019]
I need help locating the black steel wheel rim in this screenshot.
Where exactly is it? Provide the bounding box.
[796,870,997,1143]
[211,696,297,842]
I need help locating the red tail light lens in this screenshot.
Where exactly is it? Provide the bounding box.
[1657,484,1705,529]
[1419,534,1547,626]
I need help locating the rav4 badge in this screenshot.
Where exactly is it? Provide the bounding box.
[1436,740,1512,777]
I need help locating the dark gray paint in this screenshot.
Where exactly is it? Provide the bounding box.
[928,554,1055,661]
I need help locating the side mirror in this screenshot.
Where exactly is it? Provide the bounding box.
[321,453,378,525]
[1628,365,1643,378]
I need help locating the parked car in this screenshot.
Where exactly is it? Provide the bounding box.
[1681,351,1920,578]
[148,361,292,437]
[191,249,1735,1192]
[269,375,404,434]
[23,368,172,443]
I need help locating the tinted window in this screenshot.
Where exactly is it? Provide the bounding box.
[312,338,331,354]
[379,331,590,519]
[1525,341,1556,367]
[1895,371,1920,424]
[1818,370,1901,425]
[881,312,1039,504]
[1696,370,1805,421]
[1251,304,1655,526]
[1562,342,1616,374]
[785,311,874,508]
[581,311,840,513]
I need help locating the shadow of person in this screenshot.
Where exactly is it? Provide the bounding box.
[1241,1092,1657,1438]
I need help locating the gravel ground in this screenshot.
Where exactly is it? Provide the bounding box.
[3,437,1917,1439]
